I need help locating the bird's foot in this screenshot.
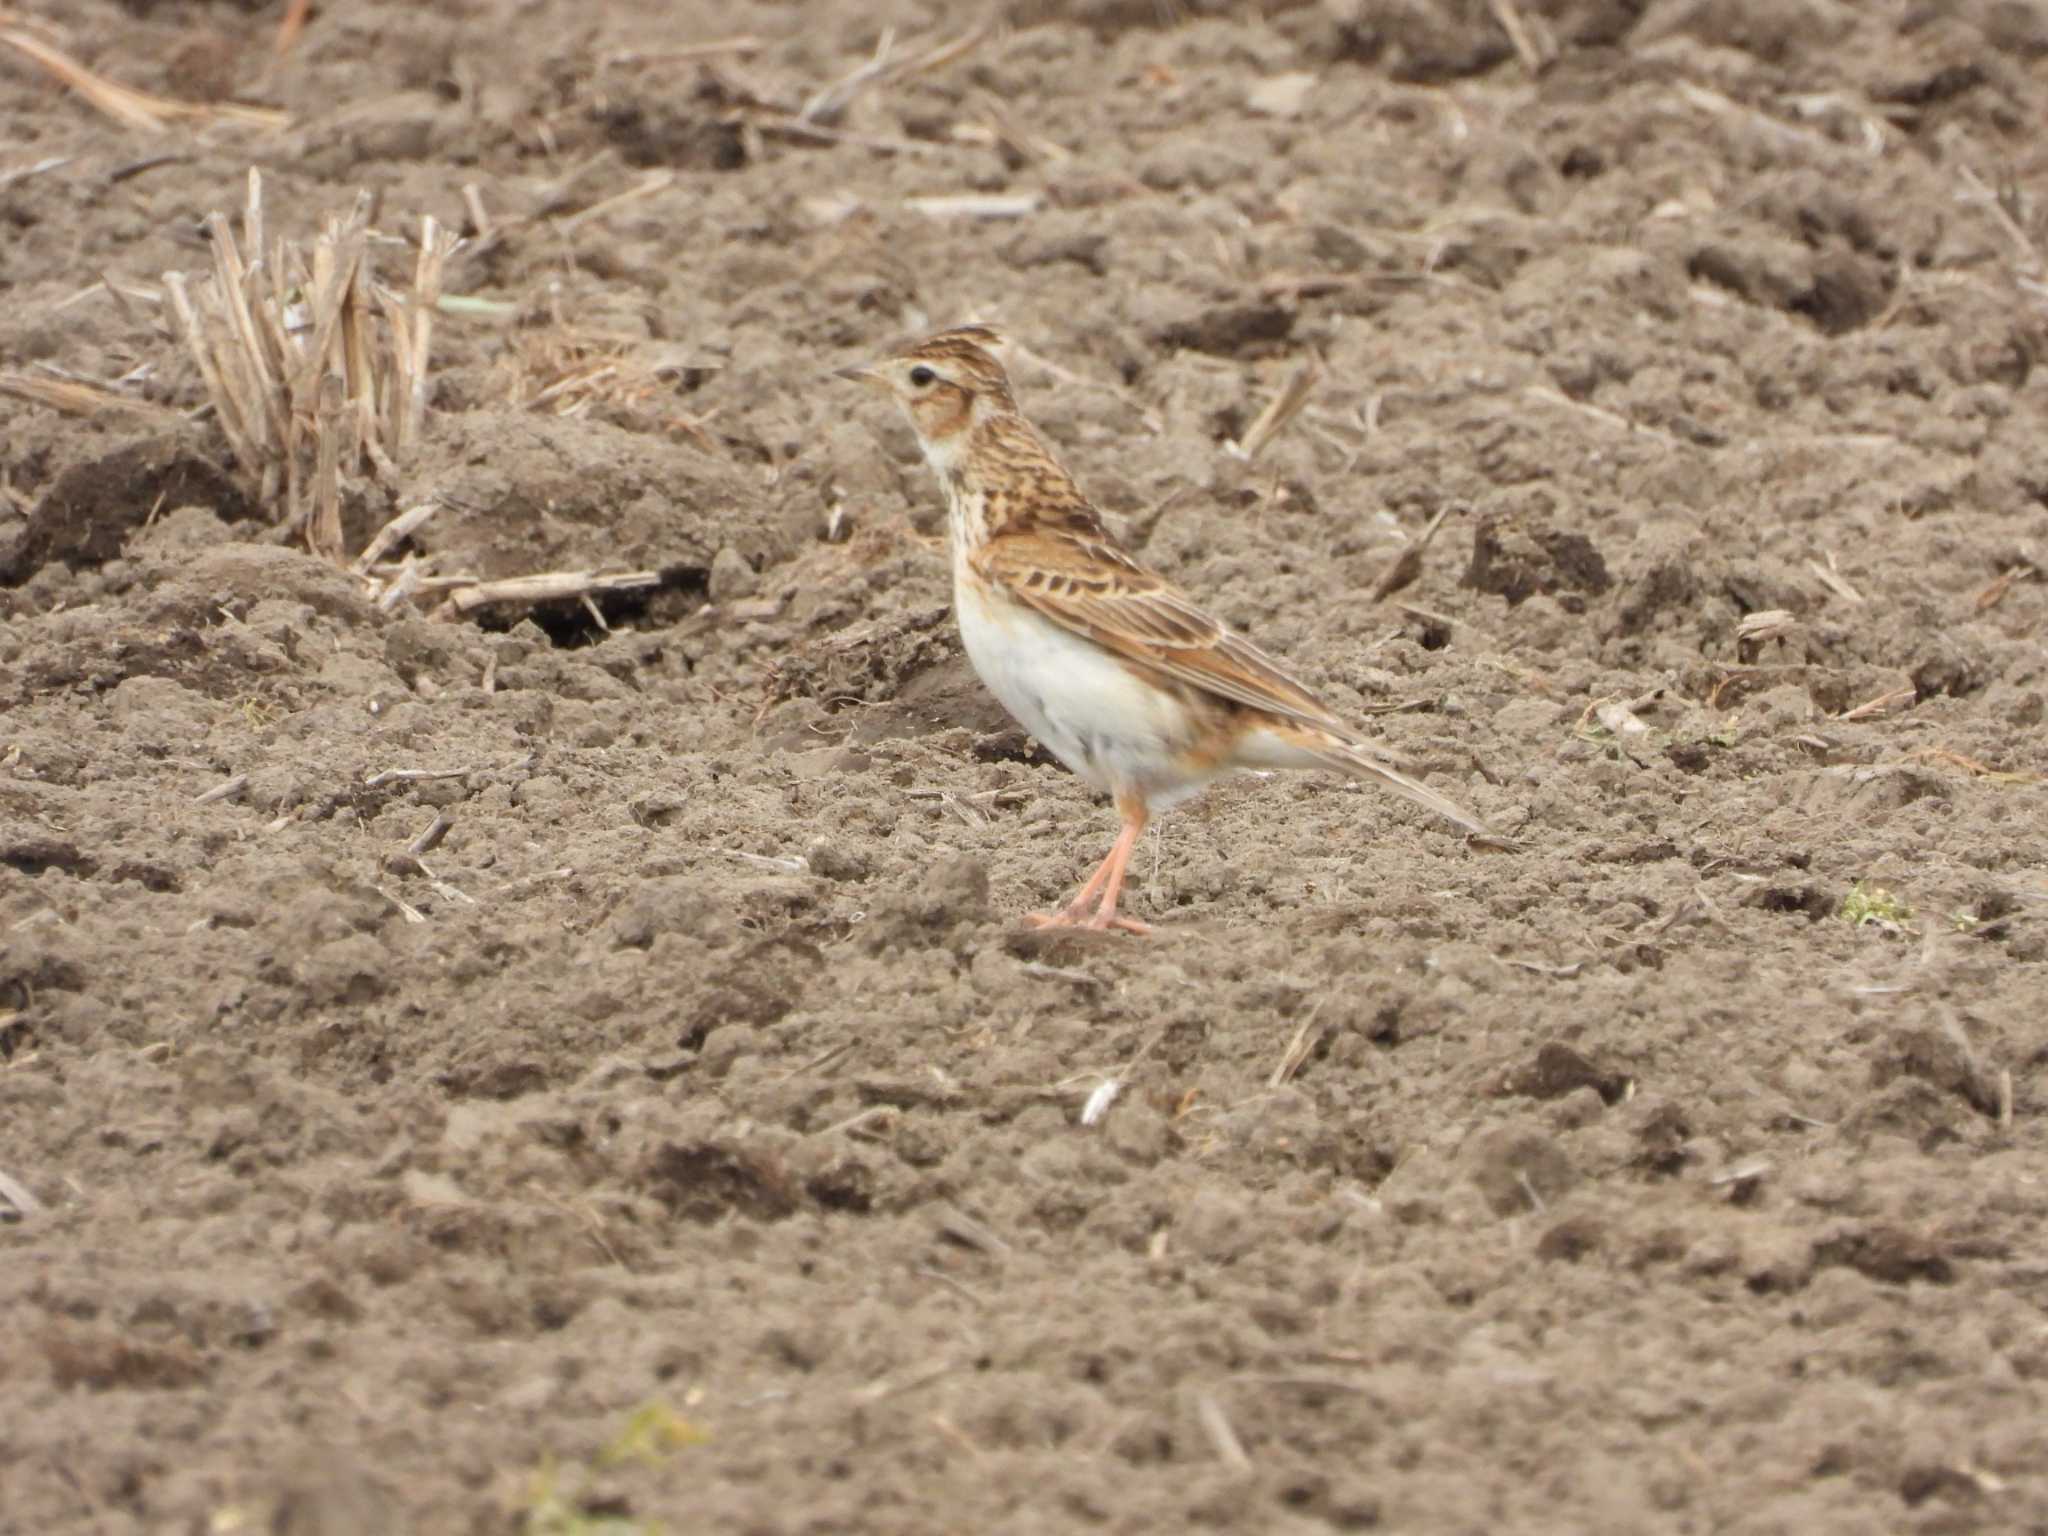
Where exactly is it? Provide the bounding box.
[1024,907,1152,936]
[1089,912,1153,935]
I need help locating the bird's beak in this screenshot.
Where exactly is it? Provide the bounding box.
[833,361,885,389]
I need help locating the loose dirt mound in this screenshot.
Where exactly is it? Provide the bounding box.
[3,1,2044,1531]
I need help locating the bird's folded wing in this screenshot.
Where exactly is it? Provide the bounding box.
[975,530,1349,733]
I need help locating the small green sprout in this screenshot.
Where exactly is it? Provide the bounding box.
[1841,881,1912,931]
[598,1403,708,1469]
[519,1402,707,1536]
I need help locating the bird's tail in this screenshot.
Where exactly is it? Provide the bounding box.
[1256,725,1493,837]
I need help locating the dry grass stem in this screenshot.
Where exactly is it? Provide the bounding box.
[1808,553,1865,604]
[778,1040,857,1082]
[1371,505,1452,601]
[1234,356,1322,461]
[1195,1394,1253,1472]
[1957,164,2043,276]
[931,1201,1008,1255]
[374,557,423,612]
[1,28,288,133]
[108,152,189,185]
[1709,1159,1773,1188]
[1674,80,1848,159]
[443,570,660,617]
[0,370,181,424]
[1975,565,2035,610]
[0,153,70,189]
[1835,686,1916,722]
[725,848,809,875]
[362,767,471,788]
[401,217,453,454]
[379,887,428,925]
[501,325,725,446]
[1936,1009,1997,1113]
[813,1105,895,1143]
[1651,888,1721,936]
[883,21,992,86]
[552,170,674,236]
[406,812,454,858]
[1351,692,1433,715]
[429,880,475,909]
[352,502,440,575]
[51,275,162,314]
[459,183,492,243]
[695,54,959,159]
[801,25,898,125]
[0,1167,43,1221]
[1268,1005,1325,1088]
[968,89,1071,166]
[193,773,248,805]
[1912,746,2043,785]
[904,192,1043,220]
[801,20,989,127]
[1487,0,1554,73]
[525,360,618,413]
[1523,384,1680,445]
[756,115,942,157]
[852,1359,957,1405]
[603,36,764,68]
[307,377,344,561]
[1400,598,1466,626]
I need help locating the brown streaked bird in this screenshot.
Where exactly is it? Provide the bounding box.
[837,325,1489,934]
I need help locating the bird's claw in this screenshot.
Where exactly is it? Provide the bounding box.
[1024,908,1152,935]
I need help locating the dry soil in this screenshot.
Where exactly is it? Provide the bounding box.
[3,1,2046,1533]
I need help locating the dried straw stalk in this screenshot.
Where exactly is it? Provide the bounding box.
[164,169,456,563]
[0,28,287,133]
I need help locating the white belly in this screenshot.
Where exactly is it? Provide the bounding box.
[953,561,1209,807]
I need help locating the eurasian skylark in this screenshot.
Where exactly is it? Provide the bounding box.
[839,326,1488,933]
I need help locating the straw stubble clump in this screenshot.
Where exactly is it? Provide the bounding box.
[161,171,661,624]
[163,169,455,566]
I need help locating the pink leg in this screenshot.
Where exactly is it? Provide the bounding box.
[1027,795,1153,935]
[1059,847,1118,917]
[1082,799,1151,933]
[1025,848,1113,927]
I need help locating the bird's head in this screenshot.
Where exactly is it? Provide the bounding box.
[835,325,1016,472]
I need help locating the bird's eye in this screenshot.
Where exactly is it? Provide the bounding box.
[908,365,936,388]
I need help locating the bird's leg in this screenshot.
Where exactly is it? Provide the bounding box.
[1080,796,1151,934]
[1026,846,1116,928]
[1026,795,1153,934]
[1061,849,1119,917]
